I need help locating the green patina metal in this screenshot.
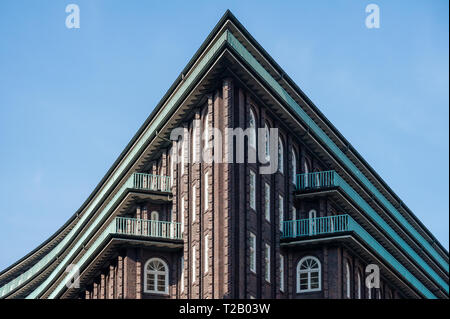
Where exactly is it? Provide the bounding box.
[282,215,437,298]
[0,173,171,299]
[226,32,448,272]
[1,26,446,299]
[295,171,448,294]
[47,216,182,299]
[25,33,229,299]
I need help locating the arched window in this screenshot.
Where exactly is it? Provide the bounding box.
[278,137,284,173]
[144,258,169,294]
[150,211,159,236]
[303,161,310,188]
[264,123,270,161]
[150,211,159,221]
[357,271,362,299]
[308,209,317,235]
[202,111,209,160]
[345,261,351,299]
[249,109,256,149]
[292,149,297,185]
[297,256,321,293]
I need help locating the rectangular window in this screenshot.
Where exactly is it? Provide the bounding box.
[193,124,198,163]
[264,244,270,282]
[249,170,256,210]
[280,254,284,292]
[192,246,196,283]
[192,185,196,222]
[204,235,209,274]
[181,197,185,234]
[181,137,185,175]
[249,232,256,273]
[292,206,297,236]
[204,172,209,210]
[170,148,174,187]
[264,183,270,222]
[180,256,184,292]
[279,195,284,232]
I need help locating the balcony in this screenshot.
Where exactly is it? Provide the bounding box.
[296,170,337,192]
[129,173,171,193]
[109,216,182,240]
[281,214,353,239]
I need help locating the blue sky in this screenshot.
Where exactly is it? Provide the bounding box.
[0,1,448,271]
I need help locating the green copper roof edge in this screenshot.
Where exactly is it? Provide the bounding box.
[225,32,448,275]
[35,30,440,300]
[223,11,447,259]
[23,31,229,300]
[333,174,449,293]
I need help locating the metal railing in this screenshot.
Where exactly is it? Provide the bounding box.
[296,170,337,191]
[131,173,171,192]
[111,216,182,240]
[282,214,352,239]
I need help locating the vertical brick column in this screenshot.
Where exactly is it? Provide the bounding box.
[191,109,201,298]
[108,265,114,299]
[181,122,190,298]
[117,255,123,299]
[136,249,142,299]
[222,78,233,298]
[100,273,105,299]
[236,87,247,299]
[212,88,222,298]
[203,94,214,299]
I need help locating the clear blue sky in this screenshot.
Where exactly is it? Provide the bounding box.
[0,1,448,271]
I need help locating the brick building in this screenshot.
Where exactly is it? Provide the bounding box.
[0,11,448,299]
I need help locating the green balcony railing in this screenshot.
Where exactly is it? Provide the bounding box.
[282,214,352,239]
[294,171,449,296]
[111,216,182,240]
[296,170,337,191]
[131,173,171,193]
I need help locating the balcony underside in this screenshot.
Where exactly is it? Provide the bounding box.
[294,189,448,299]
[61,235,183,299]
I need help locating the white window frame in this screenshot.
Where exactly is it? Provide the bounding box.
[264,244,270,283]
[292,206,297,236]
[249,232,256,273]
[170,147,174,187]
[181,197,185,234]
[346,261,351,299]
[297,256,321,293]
[278,137,284,173]
[144,258,169,295]
[264,183,270,222]
[264,124,270,161]
[280,254,285,292]
[309,209,317,235]
[249,109,256,149]
[249,170,256,210]
[192,122,198,163]
[181,135,185,175]
[279,195,284,232]
[292,149,297,185]
[204,171,209,210]
[357,272,362,299]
